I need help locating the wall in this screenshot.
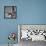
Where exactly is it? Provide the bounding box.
[0,0,46,44]
[0,0,18,44]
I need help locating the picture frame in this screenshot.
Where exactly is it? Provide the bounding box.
[4,6,17,19]
[18,24,46,41]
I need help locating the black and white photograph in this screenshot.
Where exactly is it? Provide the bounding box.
[4,6,17,19]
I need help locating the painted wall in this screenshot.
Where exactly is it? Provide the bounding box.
[0,0,46,44]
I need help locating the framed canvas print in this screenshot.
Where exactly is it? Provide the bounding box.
[18,24,46,41]
[18,24,46,46]
[4,6,17,19]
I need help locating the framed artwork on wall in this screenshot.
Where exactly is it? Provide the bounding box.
[4,6,17,19]
[18,24,46,41]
